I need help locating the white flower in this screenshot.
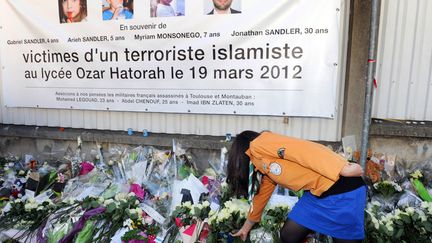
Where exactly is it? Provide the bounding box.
[123,218,133,230]
[24,202,38,211]
[18,170,25,175]
[385,223,394,232]
[421,202,432,215]
[209,210,216,217]
[114,193,128,201]
[127,192,136,198]
[417,210,427,222]
[202,201,210,207]
[189,206,195,215]
[135,200,140,206]
[108,160,114,166]
[395,209,402,215]
[103,198,115,206]
[98,197,105,204]
[135,208,143,217]
[406,207,415,215]
[371,217,379,229]
[208,213,217,225]
[37,206,44,211]
[182,201,192,208]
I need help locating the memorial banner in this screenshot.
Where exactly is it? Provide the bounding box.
[0,0,341,117]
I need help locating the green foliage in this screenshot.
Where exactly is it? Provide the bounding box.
[171,201,211,227]
[86,194,143,242]
[0,199,57,231]
[260,205,290,232]
[411,179,432,202]
[75,220,96,243]
[365,202,432,242]
[121,229,146,242]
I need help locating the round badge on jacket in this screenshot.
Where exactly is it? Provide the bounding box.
[269,162,282,176]
[277,148,285,159]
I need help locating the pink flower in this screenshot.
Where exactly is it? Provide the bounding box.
[129,183,145,200]
[79,161,94,175]
[175,217,183,227]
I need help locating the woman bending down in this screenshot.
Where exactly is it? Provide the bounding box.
[228,131,366,243]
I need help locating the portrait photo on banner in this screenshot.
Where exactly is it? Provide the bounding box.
[102,0,134,21]
[150,0,185,18]
[58,0,88,23]
[205,0,242,15]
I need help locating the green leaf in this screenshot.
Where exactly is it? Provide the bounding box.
[424,222,432,232]
[412,179,432,202]
[395,228,404,238]
[401,214,411,224]
[106,203,116,213]
[412,213,419,221]
[130,213,138,220]
[90,201,99,209]
[394,219,404,226]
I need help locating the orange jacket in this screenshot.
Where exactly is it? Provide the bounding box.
[245,131,348,222]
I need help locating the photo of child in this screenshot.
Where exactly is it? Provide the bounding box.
[102,0,134,21]
[150,0,185,18]
[59,0,88,23]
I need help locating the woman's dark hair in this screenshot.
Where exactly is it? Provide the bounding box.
[227,130,261,198]
[58,0,88,23]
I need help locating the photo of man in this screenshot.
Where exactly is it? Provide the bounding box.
[207,0,241,15]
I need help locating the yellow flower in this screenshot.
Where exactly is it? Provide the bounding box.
[410,170,423,180]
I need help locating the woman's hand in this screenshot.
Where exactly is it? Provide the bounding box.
[231,219,255,241]
[340,162,364,177]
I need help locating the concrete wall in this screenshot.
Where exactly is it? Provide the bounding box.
[342,0,373,146]
[370,136,432,165]
[0,124,226,174]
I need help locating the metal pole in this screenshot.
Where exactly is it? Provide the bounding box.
[360,0,380,169]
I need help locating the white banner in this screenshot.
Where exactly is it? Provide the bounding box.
[0,0,341,117]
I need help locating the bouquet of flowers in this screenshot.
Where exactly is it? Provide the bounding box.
[373,180,403,198]
[208,198,250,243]
[0,198,58,241]
[365,201,432,242]
[121,207,162,243]
[90,192,141,242]
[256,204,290,243]
[169,201,211,243]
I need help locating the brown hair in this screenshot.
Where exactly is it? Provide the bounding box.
[226,130,261,198]
[58,0,88,23]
